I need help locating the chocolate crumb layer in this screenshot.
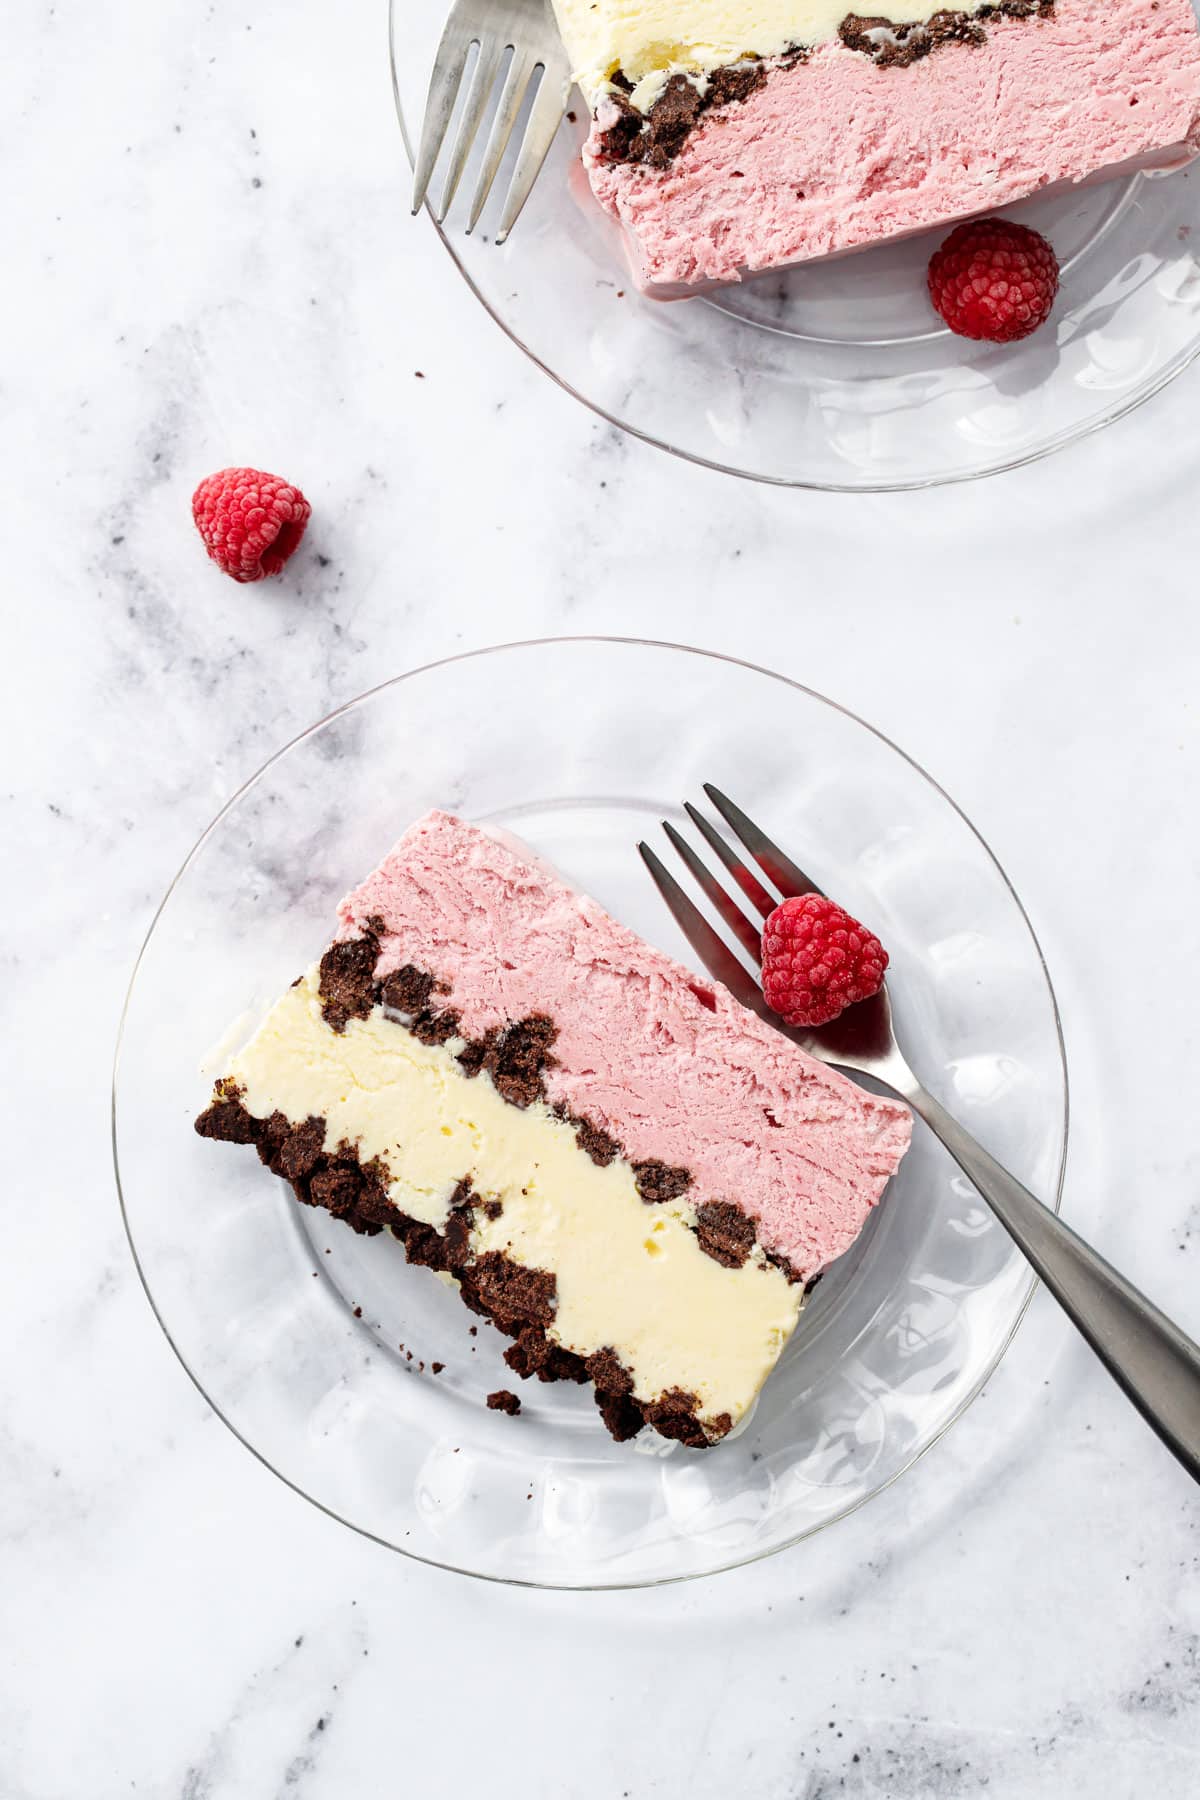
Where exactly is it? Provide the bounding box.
[487,1389,522,1415]
[695,1199,757,1269]
[839,0,1050,65]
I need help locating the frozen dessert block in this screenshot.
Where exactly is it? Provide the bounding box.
[551,0,1200,293]
[197,813,911,1445]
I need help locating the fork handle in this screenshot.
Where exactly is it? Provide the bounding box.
[905,1080,1200,1484]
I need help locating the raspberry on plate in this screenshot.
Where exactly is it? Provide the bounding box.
[192,467,311,583]
[927,219,1059,344]
[761,894,888,1030]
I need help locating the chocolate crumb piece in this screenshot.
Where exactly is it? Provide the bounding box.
[584,1347,634,1397]
[560,1108,621,1168]
[309,1164,363,1218]
[487,1389,521,1416]
[406,1351,413,1362]
[353,1305,362,1318]
[469,1326,478,1337]
[505,1326,588,1384]
[464,1252,556,1329]
[482,1198,503,1221]
[695,1199,757,1269]
[266,1115,325,1181]
[633,1159,693,1204]
[707,63,770,106]
[432,1362,444,1374]
[764,1245,806,1285]
[409,1006,462,1047]
[586,1349,645,1441]
[594,1388,645,1442]
[458,1014,558,1107]
[643,1387,710,1449]
[380,964,462,1046]
[567,108,577,122]
[195,1088,259,1145]
[379,963,437,1014]
[318,934,380,1032]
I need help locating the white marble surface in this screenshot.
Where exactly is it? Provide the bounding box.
[6,2,1200,1795]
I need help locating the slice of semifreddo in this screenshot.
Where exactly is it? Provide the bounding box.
[196,811,912,1447]
[551,0,1200,294]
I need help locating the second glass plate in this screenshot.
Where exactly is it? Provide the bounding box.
[391,0,1200,489]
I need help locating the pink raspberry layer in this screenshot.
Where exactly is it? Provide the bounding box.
[584,0,1200,293]
[336,812,912,1280]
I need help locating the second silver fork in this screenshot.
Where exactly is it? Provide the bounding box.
[641,784,1200,1488]
[409,0,572,241]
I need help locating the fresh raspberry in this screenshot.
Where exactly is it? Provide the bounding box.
[192,467,311,582]
[927,218,1059,344]
[761,894,888,1029]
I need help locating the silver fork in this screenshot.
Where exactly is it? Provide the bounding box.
[641,783,1200,1486]
[410,0,572,242]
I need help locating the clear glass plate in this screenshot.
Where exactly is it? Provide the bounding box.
[114,640,1067,1587]
[390,0,1200,490]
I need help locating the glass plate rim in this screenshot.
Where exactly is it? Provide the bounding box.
[112,636,1070,1588]
[388,0,1200,495]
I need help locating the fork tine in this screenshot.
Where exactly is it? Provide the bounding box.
[435,36,506,223]
[682,801,776,918]
[494,62,569,243]
[661,822,763,962]
[703,784,824,901]
[638,844,773,1022]
[467,51,534,233]
[412,21,474,215]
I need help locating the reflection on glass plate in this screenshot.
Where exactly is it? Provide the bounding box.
[391,0,1200,488]
[115,640,1067,1587]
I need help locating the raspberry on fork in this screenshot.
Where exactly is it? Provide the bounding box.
[761,893,888,1030]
